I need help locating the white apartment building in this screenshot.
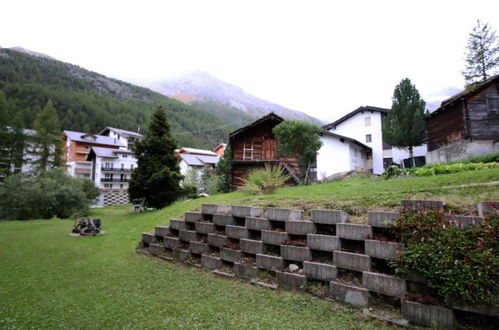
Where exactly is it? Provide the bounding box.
[322,106,427,175]
[99,127,143,151]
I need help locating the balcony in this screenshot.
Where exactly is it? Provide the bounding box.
[101,167,133,172]
[101,178,130,183]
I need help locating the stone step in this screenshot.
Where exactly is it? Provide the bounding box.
[285,220,317,235]
[245,217,272,231]
[333,250,371,272]
[266,207,303,221]
[195,222,215,234]
[365,240,402,260]
[201,204,231,215]
[155,226,171,237]
[362,271,407,298]
[213,214,236,226]
[256,254,285,271]
[184,211,203,223]
[148,243,163,255]
[280,245,312,262]
[330,281,369,307]
[311,209,348,224]
[336,223,372,240]
[231,205,264,217]
[240,239,264,254]
[261,230,289,246]
[307,234,341,252]
[169,219,187,231]
[225,225,249,239]
[276,271,306,290]
[141,232,157,244]
[303,261,338,281]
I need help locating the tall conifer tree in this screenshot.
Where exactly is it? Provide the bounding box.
[462,20,499,86]
[32,99,62,173]
[128,106,182,208]
[0,91,10,177]
[382,78,426,167]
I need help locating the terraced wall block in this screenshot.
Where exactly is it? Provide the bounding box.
[201,254,223,270]
[477,201,499,217]
[207,234,228,248]
[184,211,203,223]
[213,214,236,226]
[245,217,272,231]
[336,223,372,240]
[367,211,400,228]
[155,225,171,237]
[333,251,371,272]
[231,205,263,217]
[266,207,303,221]
[446,215,484,228]
[276,271,306,290]
[195,222,215,234]
[285,221,317,235]
[142,232,157,244]
[172,248,191,261]
[401,199,444,210]
[303,261,337,281]
[362,271,407,298]
[169,219,187,231]
[330,281,369,307]
[225,225,249,239]
[365,240,401,260]
[240,239,264,254]
[179,230,198,242]
[201,204,231,215]
[280,245,312,262]
[189,241,209,255]
[148,243,163,255]
[164,236,181,249]
[307,234,341,252]
[311,209,348,224]
[401,300,455,329]
[256,254,285,271]
[220,248,243,263]
[234,262,257,279]
[261,230,289,246]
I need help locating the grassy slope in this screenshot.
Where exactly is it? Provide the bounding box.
[1,169,498,329]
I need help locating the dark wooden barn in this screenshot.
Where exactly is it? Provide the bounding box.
[426,75,499,162]
[229,113,300,189]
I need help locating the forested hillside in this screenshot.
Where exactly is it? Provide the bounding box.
[0,48,253,148]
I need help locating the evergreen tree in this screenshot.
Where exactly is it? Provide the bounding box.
[8,114,27,174]
[0,91,10,177]
[273,120,322,184]
[31,99,62,173]
[128,106,182,208]
[382,78,426,167]
[462,20,499,86]
[215,143,232,192]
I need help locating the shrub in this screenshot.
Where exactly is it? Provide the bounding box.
[0,170,95,220]
[242,165,290,194]
[180,184,198,199]
[382,161,497,179]
[390,209,499,305]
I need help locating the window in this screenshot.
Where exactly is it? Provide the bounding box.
[122,154,128,158]
[486,95,499,112]
[121,164,124,170]
[243,139,254,160]
[365,116,371,126]
[120,184,124,189]
[366,134,372,143]
[105,162,113,169]
[130,164,134,170]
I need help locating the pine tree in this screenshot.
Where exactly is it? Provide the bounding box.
[462,20,499,86]
[0,91,10,177]
[128,106,182,209]
[215,143,232,192]
[382,78,426,167]
[8,114,27,174]
[31,99,62,173]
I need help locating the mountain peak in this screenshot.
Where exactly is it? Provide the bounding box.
[9,47,55,60]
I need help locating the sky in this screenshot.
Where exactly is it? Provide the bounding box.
[2,0,499,123]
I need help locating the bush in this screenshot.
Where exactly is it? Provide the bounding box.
[242,165,290,194]
[180,184,198,199]
[390,210,499,305]
[0,170,95,220]
[456,152,499,164]
[382,161,497,179]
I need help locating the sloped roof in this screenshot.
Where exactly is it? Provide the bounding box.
[98,127,143,138]
[179,153,220,167]
[229,112,284,138]
[322,131,372,151]
[64,130,125,147]
[428,74,499,118]
[177,147,218,156]
[322,106,388,131]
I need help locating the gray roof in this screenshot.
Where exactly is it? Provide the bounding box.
[322,131,372,150]
[180,153,220,167]
[64,130,125,147]
[99,127,143,138]
[90,147,119,159]
[322,106,388,131]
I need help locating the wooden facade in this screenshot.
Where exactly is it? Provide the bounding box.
[426,76,499,152]
[229,113,300,189]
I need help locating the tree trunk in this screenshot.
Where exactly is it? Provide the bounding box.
[409,146,415,168]
[304,161,311,185]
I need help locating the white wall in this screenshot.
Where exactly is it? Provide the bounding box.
[94,153,137,190]
[391,145,428,166]
[327,111,385,174]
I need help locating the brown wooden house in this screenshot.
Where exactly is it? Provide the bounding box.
[426,75,499,163]
[229,113,300,189]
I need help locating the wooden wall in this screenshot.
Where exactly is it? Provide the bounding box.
[426,102,465,151]
[466,83,499,141]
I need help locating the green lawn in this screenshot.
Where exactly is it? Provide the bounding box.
[1,168,498,329]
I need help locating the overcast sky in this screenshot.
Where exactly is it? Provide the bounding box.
[2,0,499,122]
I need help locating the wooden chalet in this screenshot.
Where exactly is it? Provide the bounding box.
[229,113,300,189]
[426,75,499,163]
